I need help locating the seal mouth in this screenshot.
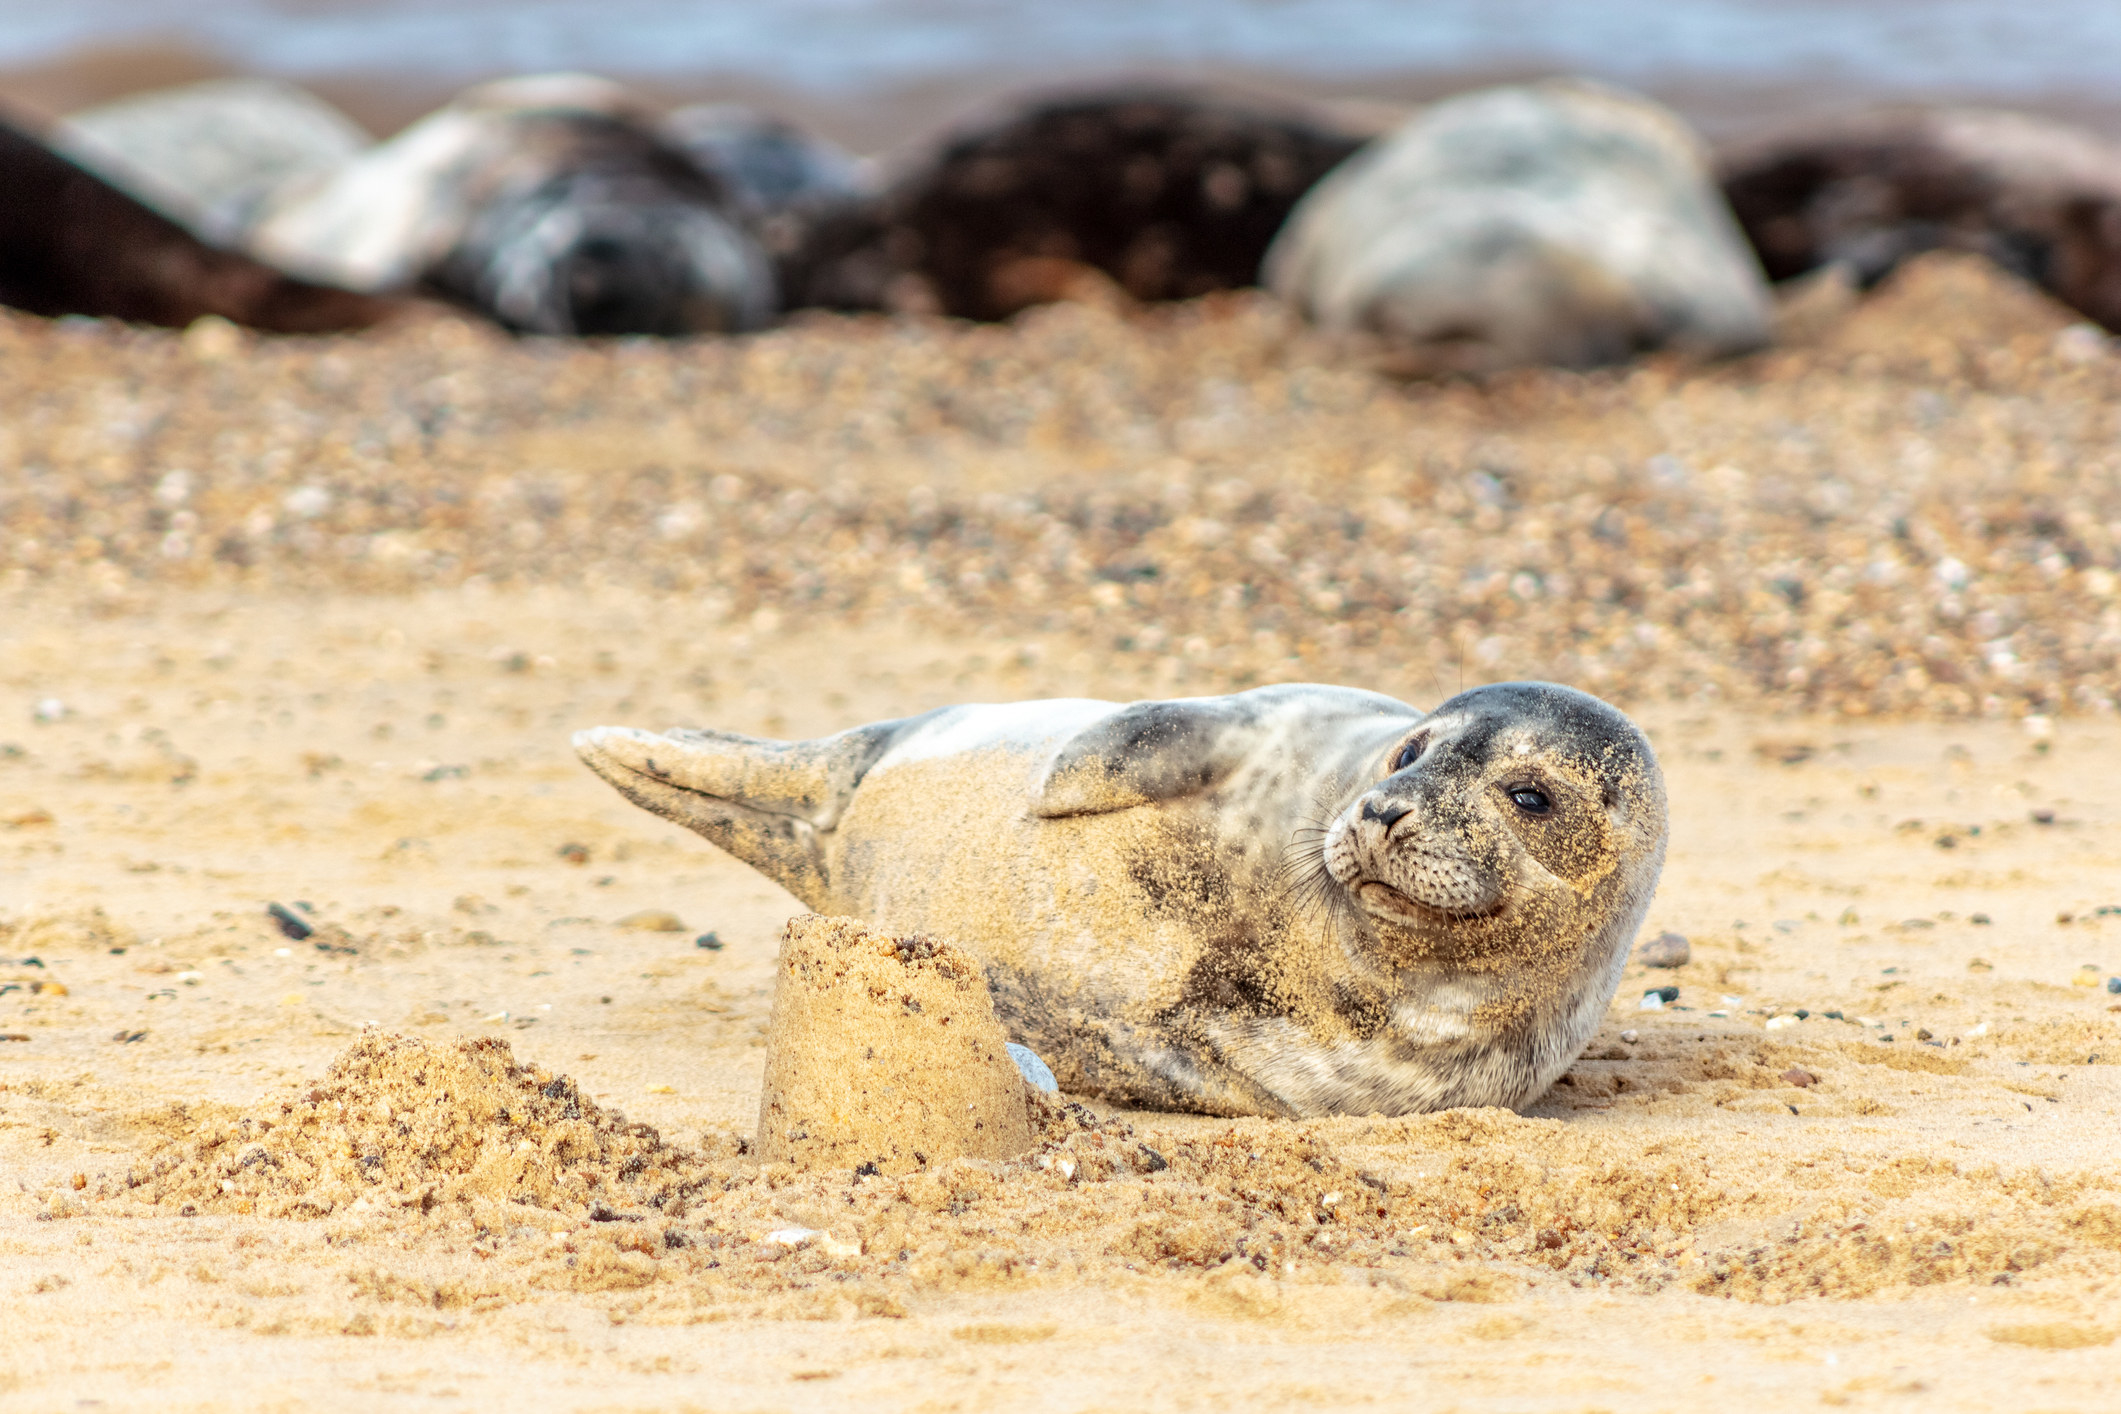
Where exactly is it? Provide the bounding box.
[1355,880,1501,925]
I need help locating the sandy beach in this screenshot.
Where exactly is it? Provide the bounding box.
[5,254,2121,1409]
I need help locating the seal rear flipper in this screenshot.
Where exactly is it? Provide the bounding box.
[573,713,936,902]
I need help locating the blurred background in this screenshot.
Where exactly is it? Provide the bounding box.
[6,0,2121,148]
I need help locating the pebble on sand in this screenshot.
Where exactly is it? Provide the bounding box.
[1640,985,1681,1011]
[617,910,686,933]
[1636,932,1691,968]
[1007,1042,1059,1093]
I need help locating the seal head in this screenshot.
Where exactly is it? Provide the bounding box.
[1321,680,1663,981]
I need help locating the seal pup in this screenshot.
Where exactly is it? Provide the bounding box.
[247,74,776,336]
[786,85,1370,319]
[575,681,1667,1118]
[1265,79,1772,372]
[1718,107,2121,330]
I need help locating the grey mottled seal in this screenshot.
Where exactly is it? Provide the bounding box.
[575,681,1666,1119]
[248,74,776,336]
[1266,79,1772,372]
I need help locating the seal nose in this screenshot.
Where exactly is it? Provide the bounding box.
[1360,798,1410,830]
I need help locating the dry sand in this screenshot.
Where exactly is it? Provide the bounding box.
[5,254,2121,1409]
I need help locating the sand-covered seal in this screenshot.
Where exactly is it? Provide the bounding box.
[575,681,1666,1118]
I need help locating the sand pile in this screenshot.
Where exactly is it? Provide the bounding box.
[757,915,1033,1173]
[127,1032,750,1223]
[101,1031,2121,1308]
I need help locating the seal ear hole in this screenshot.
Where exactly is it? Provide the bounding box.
[1390,734,1427,772]
[1506,785,1553,816]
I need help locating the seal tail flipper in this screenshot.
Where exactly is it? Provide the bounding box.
[572,713,933,905]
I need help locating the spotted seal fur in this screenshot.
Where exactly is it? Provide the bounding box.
[575,681,1666,1118]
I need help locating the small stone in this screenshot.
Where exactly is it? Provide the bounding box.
[2107,977,2121,995]
[1620,1030,1639,1044]
[2032,809,2057,825]
[1636,932,1690,968]
[32,698,66,724]
[1971,913,1992,925]
[1779,1067,1816,1088]
[557,842,591,865]
[1764,1014,1799,1031]
[1639,985,1680,1011]
[1007,1042,1058,1093]
[267,903,313,941]
[617,910,686,933]
[695,932,724,950]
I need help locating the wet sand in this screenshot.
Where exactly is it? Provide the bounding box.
[5,258,2121,1407]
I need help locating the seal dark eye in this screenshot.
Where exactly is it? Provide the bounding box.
[1507,787,1552,815]
[1391,736,1425,772]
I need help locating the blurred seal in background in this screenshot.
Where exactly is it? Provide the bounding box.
[786,84,1372,319]
[1718,107,2121,331]
[63,72,778,336]
[0,112,393,332]
[1265,79,1774,372]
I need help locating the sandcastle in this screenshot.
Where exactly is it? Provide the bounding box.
[756,914,1035,1174]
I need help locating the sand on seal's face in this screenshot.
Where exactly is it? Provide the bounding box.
[757,914,1033,1174]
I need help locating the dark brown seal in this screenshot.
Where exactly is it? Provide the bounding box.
[1718,107,2121,329]
[0,116,394,332]
[786,85,1370,319]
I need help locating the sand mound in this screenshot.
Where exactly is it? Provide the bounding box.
[128,1033,749,1223]
[89,1028,2121,1310]
[757,915,1033,1174]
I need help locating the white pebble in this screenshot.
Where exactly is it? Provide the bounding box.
[1639,993,1665,1011]
[1764,1015,1799,1031]
[1006,1041,1059,1093]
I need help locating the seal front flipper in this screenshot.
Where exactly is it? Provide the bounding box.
[572,713,934,905]
[1033,683,1408,818]
[1031,698,1261,817]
